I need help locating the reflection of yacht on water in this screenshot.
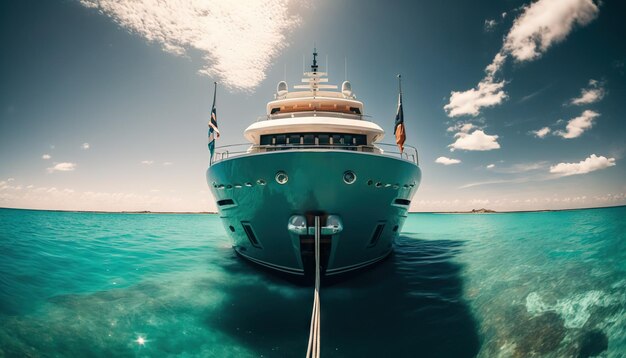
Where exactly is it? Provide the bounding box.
[206,50,421,277]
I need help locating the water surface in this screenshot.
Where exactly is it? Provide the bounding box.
[0,207,624,357]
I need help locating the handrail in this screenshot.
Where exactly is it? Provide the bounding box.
[375,143,420,165]
[210,142,419,165]
[256,111,372,122]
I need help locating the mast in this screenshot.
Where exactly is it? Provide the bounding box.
[293,48,337,93]
[311,48,318,73]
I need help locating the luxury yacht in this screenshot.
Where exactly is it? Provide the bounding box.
[206,51,421,277]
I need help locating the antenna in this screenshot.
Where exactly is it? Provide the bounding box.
[311,47,318,73]
[397,74,402,94]
[325,54,329,77]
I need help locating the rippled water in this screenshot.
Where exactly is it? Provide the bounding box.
[0,207,624,357]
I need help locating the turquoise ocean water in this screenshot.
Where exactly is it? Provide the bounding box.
[0,207,624,357]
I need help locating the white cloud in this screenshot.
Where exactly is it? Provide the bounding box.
[444,77,507,117]
[42,154,51,160]
[141,160,154,165]
[550,154,616,176]
[163,162,173,166]
[485,52,507,78]
[503,0,599,62]
[532,127,551,138]
[460,123,476,133]
[446,122,476,133]
[502,162,549,173]
[47,162,77,173]
[435,156,461,165]
[518,85,551,103]
[570,79,606,105]
[556,110,599,138]
[81,142,90,150]
[79,0,304,90]
[444,0,599,117]
[487,164,495,169]
[449,130,500,151]
[484,19,497,31]
[0,184,190,212]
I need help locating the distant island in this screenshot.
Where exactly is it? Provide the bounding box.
[470,208,496,213]
[439,208,497,214]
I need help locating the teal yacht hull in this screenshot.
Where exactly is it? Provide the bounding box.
[206,150,421,276]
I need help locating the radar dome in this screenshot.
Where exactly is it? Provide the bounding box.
[277,81,288,96]
[341,81,352,97]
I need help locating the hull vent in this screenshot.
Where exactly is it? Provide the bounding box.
[393,198,411,206]
[217,199,235,206]
[368,223,386,247]
[241,222,262,248]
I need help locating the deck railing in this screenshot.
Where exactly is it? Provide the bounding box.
[256,111,370,122]
[211,143,419,165]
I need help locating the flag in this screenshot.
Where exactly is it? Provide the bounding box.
[208,82,220,165]
[394,91,406,153]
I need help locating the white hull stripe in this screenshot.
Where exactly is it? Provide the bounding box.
[325,250,392,275]
[236,249,305,275]
[236,248,391,276]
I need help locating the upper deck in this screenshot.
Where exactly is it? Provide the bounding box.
[244,50,384,147]
[212,50,418,165]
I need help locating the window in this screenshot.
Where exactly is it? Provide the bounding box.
[259,133,366,148]
[288,134,301,145]
[260,135,272,145]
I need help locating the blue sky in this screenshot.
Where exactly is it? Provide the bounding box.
[1,0,624,212]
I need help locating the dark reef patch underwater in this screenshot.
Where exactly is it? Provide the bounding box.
[0,207,624,357]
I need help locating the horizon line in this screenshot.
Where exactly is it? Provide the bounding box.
[1,204,624,215]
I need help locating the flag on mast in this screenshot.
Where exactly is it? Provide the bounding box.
[394,75,406,153]
[208,82,220,165]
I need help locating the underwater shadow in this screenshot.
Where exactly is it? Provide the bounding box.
[205,235,481,357]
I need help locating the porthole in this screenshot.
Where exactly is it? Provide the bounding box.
[229,225,235,232]
[375,182,382,188]
[226,184,233,189]
[275,171,288,184]
[367,180,373,186]
[343,171,357,184]
[217,184,225,189]
[257,179,266,186]
[392,184,399,189]
[385,184,392,188]
[245,182,253,187]
[234,184,242,189]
